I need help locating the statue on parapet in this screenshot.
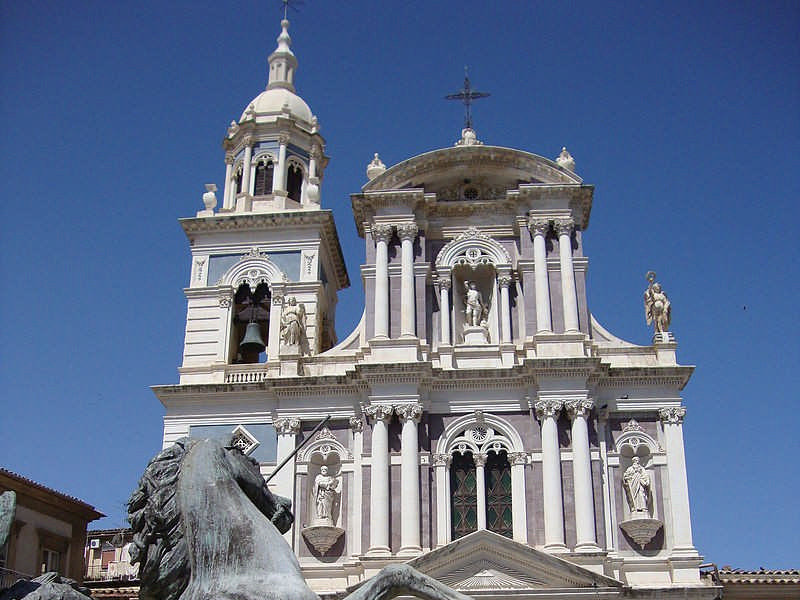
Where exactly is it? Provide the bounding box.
[127,436,473,600]
[644,271,671,334]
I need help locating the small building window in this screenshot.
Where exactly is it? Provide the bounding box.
[254,160,274,196]
[287,163,303,202]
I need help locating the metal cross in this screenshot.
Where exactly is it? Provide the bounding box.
[280,0,304,19]
[445,67,490,130]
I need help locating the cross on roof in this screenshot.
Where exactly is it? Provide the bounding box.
[445,67,491,130]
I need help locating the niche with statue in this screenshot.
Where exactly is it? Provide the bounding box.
[617,428,663,550]
[301,433,344,555]
[453,264,497,345]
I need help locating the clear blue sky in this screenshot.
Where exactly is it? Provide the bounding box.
[1,0,797,570]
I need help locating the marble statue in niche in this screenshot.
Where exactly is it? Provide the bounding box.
[623,457,651,515]
[644,271,671,334]
[463,280,488,327]
[280,296,307,352]
[312,465,340,525]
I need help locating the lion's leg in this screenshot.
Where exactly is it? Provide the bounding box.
[342,564,473,600]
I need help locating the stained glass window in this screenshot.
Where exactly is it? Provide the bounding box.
[485,450,513,538]
[450,451,477,540]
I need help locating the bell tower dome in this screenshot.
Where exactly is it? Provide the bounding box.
[220,18,325,213]
[174,17,348,384]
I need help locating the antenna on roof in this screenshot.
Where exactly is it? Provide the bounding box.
[445,66,491,130]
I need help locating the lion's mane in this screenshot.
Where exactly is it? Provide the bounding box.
[127,438,191,600]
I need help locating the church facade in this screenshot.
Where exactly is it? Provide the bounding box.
[153,18,717,599]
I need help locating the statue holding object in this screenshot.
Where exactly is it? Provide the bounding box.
[644,271,671,334]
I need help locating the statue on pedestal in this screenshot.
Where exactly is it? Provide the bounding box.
[644,271,671,334]
[463,281,487,327]
[623,457,651,515]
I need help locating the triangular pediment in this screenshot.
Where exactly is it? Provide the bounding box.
[406,530,622,593]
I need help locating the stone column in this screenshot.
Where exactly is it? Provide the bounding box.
[565,399,600,551]
[659,407,695,552]
[536,399,567,551]
[554,219,579,332]
[273,417,301,542]
[396,403,423,554]
[508,452,529,543]
[397,223,418,338]
[474,452,488,531]
[439,275,451,345]
[372,224,393,339]
[349,416,365,556]
[267,293,284,360]
[241,137,254,196]
[364,404,394,555]
[529,219,552,333]
[273,132,289,193]
[498,274,513,344]
[432,453,452,547]
[223,154,234,209]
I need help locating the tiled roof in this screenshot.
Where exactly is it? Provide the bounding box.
[718,568,800,584]
[0,467,103,516]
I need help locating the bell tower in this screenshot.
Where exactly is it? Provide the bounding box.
[176,18,349,385]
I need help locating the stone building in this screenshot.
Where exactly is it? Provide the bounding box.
[153,17,718,599]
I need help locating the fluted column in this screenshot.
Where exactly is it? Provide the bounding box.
[566,399,600,551]
[474,452,488,531]
[241,137,254,196]
[273,132,289,193]
[438,276,451,345]
[364,404,393,555]
[554,218,579,332]
[660,407,695,552]
[397,223,418,338]
[223,154,234,209]
[529,219,552,333]
[396,403,423,554]
[432,453,452,547]
[372,224,393,339]
[498,274,512,344]
[536,399,567,551]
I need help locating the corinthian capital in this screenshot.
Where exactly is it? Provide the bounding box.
[243,135,255,148]
[507,452,528,466]
[534,399,563,420]
[432,453,452,467]
[277,132,290,145]
[364,404,394,424]
[498,275,512,289]
[349,416,364,432]
[224,153,235,165]
[395,403,423,423]
[274,417,301,435]
[553,218,575,237]
[565,399,594,420]
[528,218,550,237]
[473,452,488,467]
[396,223,418,242]
[372,223,394,244]
[659,406,686,425]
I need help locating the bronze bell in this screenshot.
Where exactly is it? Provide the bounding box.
[239,321,266,353]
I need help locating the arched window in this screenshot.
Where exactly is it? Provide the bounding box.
[287,163,303,202]
[234,167,243,195]
[254,159,274,196]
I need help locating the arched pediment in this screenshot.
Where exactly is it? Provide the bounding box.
[436,412,524,455]
[221,248,287,290]
[435,228,511,270]
[362,145,582,195]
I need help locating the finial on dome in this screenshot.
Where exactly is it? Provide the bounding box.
[556,146,576,171]
[366,153,386,180]
[267,18,298,92]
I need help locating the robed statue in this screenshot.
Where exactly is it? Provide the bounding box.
[312,465,340,524]
[623,457,651,515]
[280,296,307,349]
